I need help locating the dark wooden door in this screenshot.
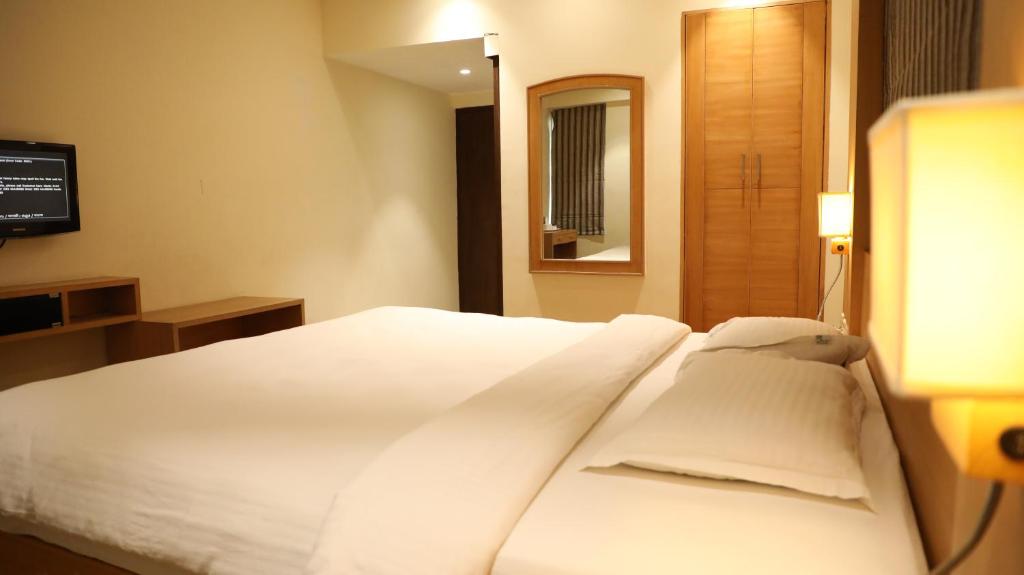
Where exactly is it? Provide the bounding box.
[455,105,503,315]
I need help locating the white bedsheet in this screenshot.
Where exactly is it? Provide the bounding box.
[492,333,928,575]
[0,307,601,575]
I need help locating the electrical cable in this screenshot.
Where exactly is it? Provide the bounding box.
[0,238,6,250]
[929,481,1005,575]
[816,252,844,321]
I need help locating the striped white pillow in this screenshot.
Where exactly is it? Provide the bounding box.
[590,350,869,503]
[705,316,841,349]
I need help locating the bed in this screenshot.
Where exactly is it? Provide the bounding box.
[0,306,926,574]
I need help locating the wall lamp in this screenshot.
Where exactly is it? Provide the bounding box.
[868,88,1024,575]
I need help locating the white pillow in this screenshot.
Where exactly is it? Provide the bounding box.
[704,316,841,349]
[589,350,870,503]
[703,317,868,365]
[730,334,870,365]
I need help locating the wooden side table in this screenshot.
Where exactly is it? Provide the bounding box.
[107,296,304,363]
[543,229,578,259]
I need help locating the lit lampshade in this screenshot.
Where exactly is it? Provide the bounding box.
[870,89,1024,484]
[818,192,853,238]
[868,89,1024,399]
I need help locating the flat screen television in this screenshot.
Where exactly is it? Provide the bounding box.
[0,140,80,238]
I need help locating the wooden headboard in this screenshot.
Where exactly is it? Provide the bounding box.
[845,4,1022,572]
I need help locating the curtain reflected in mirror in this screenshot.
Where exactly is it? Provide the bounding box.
[528,76,643,274]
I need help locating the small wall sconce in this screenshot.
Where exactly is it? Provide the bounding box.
[817,192,853,254]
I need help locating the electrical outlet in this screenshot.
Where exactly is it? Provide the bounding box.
[830,237,851,255]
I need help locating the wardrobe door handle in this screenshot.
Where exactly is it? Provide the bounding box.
[740,153,747,206]
[755,153,763,207]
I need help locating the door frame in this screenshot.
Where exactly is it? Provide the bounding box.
[681,0,831,329]
[490,54,504,315]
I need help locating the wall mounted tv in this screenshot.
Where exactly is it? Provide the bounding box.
[0,140,80,238]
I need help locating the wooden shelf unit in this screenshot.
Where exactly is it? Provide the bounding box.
[0,277,141,344]
[107,296,304,363]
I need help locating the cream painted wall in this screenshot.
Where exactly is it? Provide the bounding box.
[450,90,495,108]
[323,0,855,323]
[0,0,458,388]
[823,0,854,328]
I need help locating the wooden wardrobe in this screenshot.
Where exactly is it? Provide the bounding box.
[683,1,826,332]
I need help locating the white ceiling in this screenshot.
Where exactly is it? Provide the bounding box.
[334,38,493,95]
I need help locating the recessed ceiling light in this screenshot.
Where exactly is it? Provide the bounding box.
[459,68,472,76]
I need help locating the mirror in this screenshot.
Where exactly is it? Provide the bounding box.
[528,75,643,274]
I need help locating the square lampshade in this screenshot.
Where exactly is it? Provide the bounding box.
[868,89,1024,398]
[818,192,853,237]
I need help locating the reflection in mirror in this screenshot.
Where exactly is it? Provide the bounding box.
[528,75,643,275]
[540,88,631,262]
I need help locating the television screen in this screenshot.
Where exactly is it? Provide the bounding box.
[0,140,80,238]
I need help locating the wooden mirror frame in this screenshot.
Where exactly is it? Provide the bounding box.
[527,74,644,275]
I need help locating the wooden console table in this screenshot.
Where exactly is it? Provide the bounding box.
[107,296,304,363]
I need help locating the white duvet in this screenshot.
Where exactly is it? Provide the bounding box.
[0,307,604,574]
[306,314,688,575]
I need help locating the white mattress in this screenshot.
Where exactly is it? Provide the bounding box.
[492,333,928,575]
[0,307,601,575]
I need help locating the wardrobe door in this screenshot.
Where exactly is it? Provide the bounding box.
[701,9,753,329]
[749,1,826,318]
[749,4,803,317]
